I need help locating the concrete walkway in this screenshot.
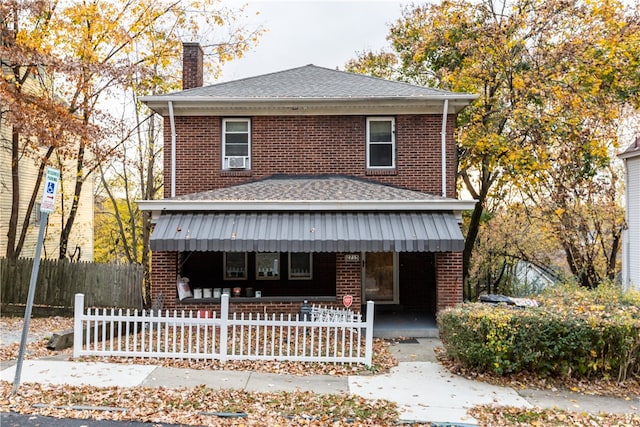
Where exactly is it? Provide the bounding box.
[1,339,638,425]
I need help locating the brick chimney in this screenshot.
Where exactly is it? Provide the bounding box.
[182,42,203,90]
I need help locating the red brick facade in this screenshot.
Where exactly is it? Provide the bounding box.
[435,252,463,311]
[151,112,464,314]
[164,115,458,198]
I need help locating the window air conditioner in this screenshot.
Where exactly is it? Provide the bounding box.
[227,156,247,169]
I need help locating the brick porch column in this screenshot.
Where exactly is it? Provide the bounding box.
[151,251,178,311]
[435,251,463,312]
[335,253,362,312]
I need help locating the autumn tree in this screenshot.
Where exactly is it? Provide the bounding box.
[346,0,640,289]
[1,1,92,260]
[1,0,261,262]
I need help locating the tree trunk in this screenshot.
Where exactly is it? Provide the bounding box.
[15,146,55,257]
[6,130,20,260]
[59,143,85,259]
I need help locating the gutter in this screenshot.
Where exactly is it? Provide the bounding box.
[137,198,477,213]
[168,101,176,198]
[441,99,449,197]
[141,94,480,116]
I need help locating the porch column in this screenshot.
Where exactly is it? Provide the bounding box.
[335,253,362,312]
[435,251,463,311]
[151,251,178,311]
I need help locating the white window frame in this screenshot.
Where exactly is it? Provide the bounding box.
[222,118,251,170]
[366,117,396,169]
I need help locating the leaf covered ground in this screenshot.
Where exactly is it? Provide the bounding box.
[2,316,639,426]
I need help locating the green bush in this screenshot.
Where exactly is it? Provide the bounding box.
[438,283,640,381]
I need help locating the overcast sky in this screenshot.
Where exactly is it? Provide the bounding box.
[217,0,409,82]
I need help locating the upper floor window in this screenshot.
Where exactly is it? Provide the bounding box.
[222,118,251,170]
[366,117,395,169]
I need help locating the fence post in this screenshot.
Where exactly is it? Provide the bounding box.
[73,293,84,358]
[364,300,374,366]
[219,294,229,362]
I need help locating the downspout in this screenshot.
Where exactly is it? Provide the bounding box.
[622,156,629,291]
[441,99,449,198]
[168,101,176,198]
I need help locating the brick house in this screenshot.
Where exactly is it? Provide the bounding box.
[138,43,476,323]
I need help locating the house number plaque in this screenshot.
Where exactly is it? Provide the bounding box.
[344,254,360,262]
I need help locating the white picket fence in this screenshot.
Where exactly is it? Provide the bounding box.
[73,294,374,366]
[311,305,360,322]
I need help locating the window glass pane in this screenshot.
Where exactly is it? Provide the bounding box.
[370,144,393,167]
[364,252,394,301]
[289,253,312,279]
[225,145,248,156]
[369,121,392,142]
[225,121,248,132]
[225,134,248,144]
[256,253,280,279]
[224,252,247,279]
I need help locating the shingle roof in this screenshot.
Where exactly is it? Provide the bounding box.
[619,136,640,159]
[165,65,459,99]
[171,175,443,202]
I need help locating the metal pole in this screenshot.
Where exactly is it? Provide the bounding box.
[12,211,49,394]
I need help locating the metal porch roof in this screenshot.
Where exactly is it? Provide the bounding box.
[150,211,464,253]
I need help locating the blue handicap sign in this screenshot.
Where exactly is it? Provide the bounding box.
[46,182,55,194]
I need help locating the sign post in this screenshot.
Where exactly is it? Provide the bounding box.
[12,168,59,394]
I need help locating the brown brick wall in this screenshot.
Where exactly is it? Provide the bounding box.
[164,115,458,197]
[182,43,203,90]
[151,251,178,308]
[154,113,463,314]
[336,253,363,310]
[435,252,463,311]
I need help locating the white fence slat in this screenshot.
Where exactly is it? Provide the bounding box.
[73,293,374,366]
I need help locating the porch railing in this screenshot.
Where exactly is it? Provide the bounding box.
[73,294,374,366]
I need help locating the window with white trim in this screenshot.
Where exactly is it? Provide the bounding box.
[222,118,250,170]
[366,117,395,168]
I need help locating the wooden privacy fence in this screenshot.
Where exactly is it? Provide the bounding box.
[73,294,375,366]
[1,257,143,312]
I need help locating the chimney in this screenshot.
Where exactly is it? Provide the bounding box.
[182,42,203,90]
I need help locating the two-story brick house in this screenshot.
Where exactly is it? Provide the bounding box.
[138,43,476,324]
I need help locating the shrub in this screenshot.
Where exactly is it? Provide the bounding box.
[438,283,640,381]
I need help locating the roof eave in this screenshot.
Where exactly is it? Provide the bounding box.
[138,199,477,212]
[140,95,479,116]
[618,148,640,160]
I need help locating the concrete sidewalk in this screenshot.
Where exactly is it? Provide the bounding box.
[1,339,639,425]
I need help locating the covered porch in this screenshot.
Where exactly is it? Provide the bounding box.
[140,176,472,327]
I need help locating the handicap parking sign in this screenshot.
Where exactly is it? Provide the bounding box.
[40,168,60,213]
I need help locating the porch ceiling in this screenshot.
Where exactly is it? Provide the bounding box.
[149,211,464,253]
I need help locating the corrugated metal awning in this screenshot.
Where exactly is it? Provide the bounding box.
[150,212,464,253]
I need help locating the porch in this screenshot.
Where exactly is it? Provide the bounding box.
[371,305,439,339]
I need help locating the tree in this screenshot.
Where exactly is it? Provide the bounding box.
[346,0,639,289]
[1,1,91,260]
[1,0,262,262]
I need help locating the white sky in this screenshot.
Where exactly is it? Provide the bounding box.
[217,0,409,82]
